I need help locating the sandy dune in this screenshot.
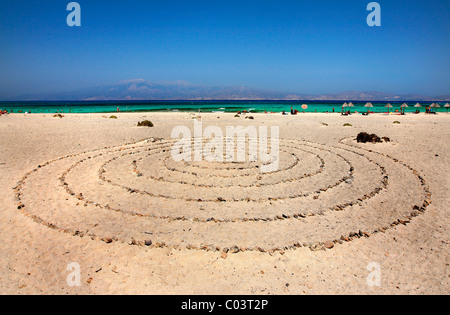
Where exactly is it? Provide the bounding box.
[0,112,448,294]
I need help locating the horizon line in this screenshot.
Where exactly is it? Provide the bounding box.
[2,99,449,103]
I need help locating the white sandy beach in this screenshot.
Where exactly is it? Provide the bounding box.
[0,112,448,294]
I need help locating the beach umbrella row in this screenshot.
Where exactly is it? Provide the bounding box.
[343,102,447,107]
[341,102,449,113]
[343,102,448,108]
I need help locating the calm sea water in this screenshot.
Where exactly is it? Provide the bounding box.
[0,101,447,114]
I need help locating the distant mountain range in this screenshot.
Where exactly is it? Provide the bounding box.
[13,79,450,101]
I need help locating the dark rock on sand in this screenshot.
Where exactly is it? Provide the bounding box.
[357,132,382,143]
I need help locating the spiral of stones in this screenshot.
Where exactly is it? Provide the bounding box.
[14,137,431,253]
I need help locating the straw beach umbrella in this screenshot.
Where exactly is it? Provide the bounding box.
[364,102,373,113]
[445,103,450,112]
[342,102,348,114]
[414,103,422,113]
[429,103,441,114]
[385,103,393,113]
[400,103,409,114]
[347,102,355,114]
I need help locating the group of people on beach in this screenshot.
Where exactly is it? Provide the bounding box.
[283,106,336,115]
[425,106,438,114]
[237,106,340,116]
[282,107,308,115]
[0,110,9,116]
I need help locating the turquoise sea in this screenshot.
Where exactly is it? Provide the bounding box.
[0,100,447,114]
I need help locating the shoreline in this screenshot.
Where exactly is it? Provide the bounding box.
[1,100,448,116]
[2,110,448,116]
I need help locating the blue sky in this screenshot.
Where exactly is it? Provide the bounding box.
[0,0,449,99]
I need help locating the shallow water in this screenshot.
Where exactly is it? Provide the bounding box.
[0,100,446,114]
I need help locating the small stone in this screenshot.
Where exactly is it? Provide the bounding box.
[145,240,152,246]
[129,238,137,246]
[103,238,113,244]
[324,241,335,249]
[311,244,324,251]
[230,246,240,254]
[220,252,228,259]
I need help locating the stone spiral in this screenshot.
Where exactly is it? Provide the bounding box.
[14,137,431,253]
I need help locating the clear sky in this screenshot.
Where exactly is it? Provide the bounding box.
[0,0,449,99]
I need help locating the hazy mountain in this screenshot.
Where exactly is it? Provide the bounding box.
[16,79,286,101]
[14,79,450,101]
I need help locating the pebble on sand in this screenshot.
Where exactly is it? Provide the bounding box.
[324,241,335,249]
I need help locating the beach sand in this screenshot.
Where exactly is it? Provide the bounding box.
[0,112,448,295]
